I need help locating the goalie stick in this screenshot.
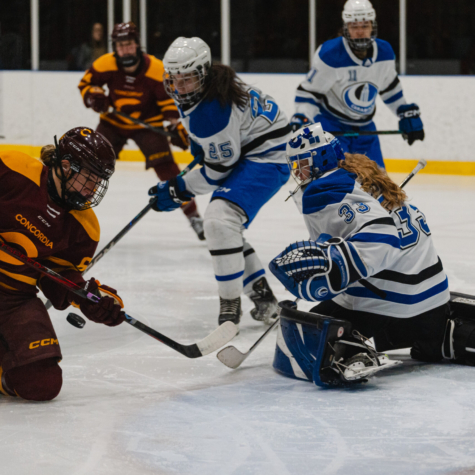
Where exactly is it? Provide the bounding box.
[217,159,428,369]
[0,241,237,358]
[44,153,203,311]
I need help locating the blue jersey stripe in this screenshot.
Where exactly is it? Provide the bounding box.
[215,270,245,282]
[346,277,449,304]
[243,269,266,287]
[200,167,227,186]
[349,232,400,249]
[383,90,404,104]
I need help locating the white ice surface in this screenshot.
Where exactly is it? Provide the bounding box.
[2,163,475,475]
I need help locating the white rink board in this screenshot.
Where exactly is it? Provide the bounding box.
[1,163,475,475]
[1,70,475,162]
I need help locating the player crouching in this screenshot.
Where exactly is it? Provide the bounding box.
[269,123,475,387]
[0,128,125,401]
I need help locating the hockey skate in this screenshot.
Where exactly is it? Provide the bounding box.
[338,352,402,382]
[248,277,279,325]
[218,297,242,328]
[190,216,205,241]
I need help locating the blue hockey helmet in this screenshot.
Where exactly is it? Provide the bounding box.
[286,122,345,187]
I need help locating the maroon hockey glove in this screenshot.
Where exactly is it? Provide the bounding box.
[168,122,189,150]
[72,278,126,327]
[85,87,111,113]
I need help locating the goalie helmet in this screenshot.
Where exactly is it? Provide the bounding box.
[286,122,345,187]
[342,0,377,51]
[48,127,116,211]
[163,37,212,105]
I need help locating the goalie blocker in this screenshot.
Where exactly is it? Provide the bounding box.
[273,292,475,389]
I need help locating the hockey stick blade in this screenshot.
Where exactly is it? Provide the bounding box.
[125,315,238,358]
[217,318,280,369]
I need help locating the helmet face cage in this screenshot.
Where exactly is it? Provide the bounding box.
[343,20,378,51]
[53,136,110,211]
[164,67,208,105]
[287,152,317,187]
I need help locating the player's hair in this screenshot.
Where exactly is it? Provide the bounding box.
[40,144,56,166]
[338,153,407,209]
[203,64,250,108]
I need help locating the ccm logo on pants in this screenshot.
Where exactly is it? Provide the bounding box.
[29,339,59,349]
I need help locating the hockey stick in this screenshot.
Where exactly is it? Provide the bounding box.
[218,160,429,369]
[111,108,177,138]
[0,240,237,358]
[43,153,203,311]
[216,299,299,369]
[331,130,403,137]
[217,317,280,369]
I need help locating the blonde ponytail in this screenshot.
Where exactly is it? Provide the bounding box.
[40,144,56,166]
[338,153,407,210]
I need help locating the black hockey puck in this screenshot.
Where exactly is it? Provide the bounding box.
[67,313,86,329]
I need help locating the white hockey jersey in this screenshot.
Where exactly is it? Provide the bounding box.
[292,168,450,318]
[295,37,407,126]
[177,87,291,195]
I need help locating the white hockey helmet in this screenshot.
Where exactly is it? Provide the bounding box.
[163,37,212,105]
[286,123,345,187]
[342,0,377,51]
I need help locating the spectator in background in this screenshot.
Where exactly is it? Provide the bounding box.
[69,23,107,71]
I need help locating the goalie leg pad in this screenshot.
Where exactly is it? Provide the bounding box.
[273,301,354,387]
[441,292,475,365]
[273,301,402,387]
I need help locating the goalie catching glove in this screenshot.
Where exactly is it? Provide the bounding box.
[269,238,369,302]
[71,278,125,327]
[148,175,195,212]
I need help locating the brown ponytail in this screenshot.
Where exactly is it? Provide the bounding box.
[338,153,407,210]
[40,144,56,166]
[203,64,250,108]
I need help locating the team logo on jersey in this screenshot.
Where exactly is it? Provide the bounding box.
[343,81,378,115]
[16,214,53,248]
[316,287,328,298]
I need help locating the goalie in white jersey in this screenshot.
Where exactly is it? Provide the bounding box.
[291,0,425,168]
[149,37,291,328]
[269,123,475,387]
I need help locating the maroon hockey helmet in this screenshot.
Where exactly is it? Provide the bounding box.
[49,127,116,211]
[57,127,116,179]
[111,22,142,68]
[111,22,140,45]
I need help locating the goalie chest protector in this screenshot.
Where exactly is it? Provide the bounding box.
[273,301,352,387]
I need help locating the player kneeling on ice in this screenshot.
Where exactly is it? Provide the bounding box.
[269,123,474,388]
[149,37,291,328]
[0,127,126,401]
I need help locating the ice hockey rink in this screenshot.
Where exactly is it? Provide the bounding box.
[2,162,475,475]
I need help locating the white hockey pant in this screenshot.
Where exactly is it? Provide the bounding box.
[204,199,265,299]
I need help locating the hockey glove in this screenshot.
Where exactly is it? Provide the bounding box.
[397,103,424,145]
[269,238,368,302]
[148,175,195,212]
[72,278,125,327]
[167,122,189,150]
[85,87,111,113]
[289,113,312,133]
